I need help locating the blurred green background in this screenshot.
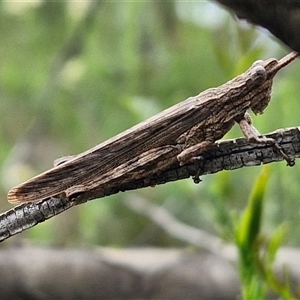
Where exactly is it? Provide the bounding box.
[1,1,300,247]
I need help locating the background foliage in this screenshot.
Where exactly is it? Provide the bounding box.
[1,1,300,248]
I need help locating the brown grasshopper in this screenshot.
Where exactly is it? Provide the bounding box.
[7,51,299,204]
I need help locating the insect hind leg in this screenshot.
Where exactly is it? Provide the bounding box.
[177,139,214,183]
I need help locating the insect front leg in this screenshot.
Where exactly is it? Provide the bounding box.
[237,112,295,166]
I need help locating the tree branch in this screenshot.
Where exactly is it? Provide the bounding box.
[1,126,299,242]
[213,0,300,52]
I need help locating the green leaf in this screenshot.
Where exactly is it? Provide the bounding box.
[267,223,288,264]
[237,166,270,250]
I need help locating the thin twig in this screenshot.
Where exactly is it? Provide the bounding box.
[0,126,299,242]
[124,195,237,262]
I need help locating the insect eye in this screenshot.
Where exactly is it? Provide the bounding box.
[250,65,267,84]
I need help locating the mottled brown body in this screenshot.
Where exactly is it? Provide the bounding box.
[7,52,299,204]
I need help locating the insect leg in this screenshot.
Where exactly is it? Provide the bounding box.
[177,140,213,166]
[54,155,78,167]
[177,139,214,183]
[237,113,295,166]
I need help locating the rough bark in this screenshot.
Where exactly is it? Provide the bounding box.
[214,0,300,52]
[1,126,299,242]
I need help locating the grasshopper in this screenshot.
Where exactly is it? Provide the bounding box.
[7,51,299,204]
